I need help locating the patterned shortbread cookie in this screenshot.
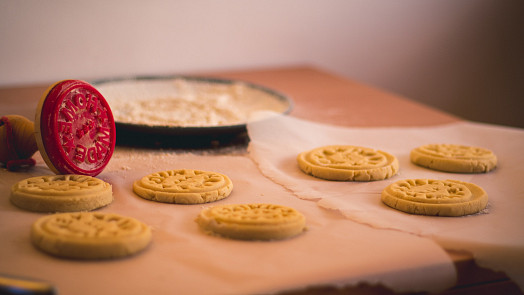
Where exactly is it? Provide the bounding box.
[31,212,152,259]
[196,203,306,240]
[381,179,488,217]
[410,144,497,173]
[133,169,233,204]
[10,175,113,212]
[297,145,399,181]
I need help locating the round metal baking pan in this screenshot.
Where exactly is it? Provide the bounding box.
[91,75,293,148]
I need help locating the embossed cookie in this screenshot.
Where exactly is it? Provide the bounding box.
[297,145,399,181]
[410,144,497,173]
[31,212,152,259]
[196,203,306,240]
[381,179,488,216]
[133,169,233,204]
[10,175,113,212]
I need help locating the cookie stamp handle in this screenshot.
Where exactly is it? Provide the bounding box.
[0,115,38,171]
[1,80,116,176]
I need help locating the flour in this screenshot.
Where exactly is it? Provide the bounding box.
[97,78,290,127]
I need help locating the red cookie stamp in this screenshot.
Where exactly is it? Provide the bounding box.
[35,80,116,176]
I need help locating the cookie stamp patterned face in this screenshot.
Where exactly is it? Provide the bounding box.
[10,175,113,212]
[133,169,233,204]
[381,179,488,216]
[196,203,306,240]
[297,145,398,181]
[31,212,152,259]
[410,144,497,173]
[35,80,116,176]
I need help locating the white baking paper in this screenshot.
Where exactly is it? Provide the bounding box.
[0,148,455,294]
[247,114,524,290]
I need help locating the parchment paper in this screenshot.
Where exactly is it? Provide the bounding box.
[247,114,524,290]
[0,148,455,294]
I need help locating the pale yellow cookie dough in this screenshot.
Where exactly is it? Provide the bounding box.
[31,212,152,259]
[10,175,113,212]
[133,169,233,204]
[297,145,399,181]
[410,143,497,173]
[196,203,306,240]
[381,179,488,216]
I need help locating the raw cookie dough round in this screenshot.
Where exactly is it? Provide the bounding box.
[297,145,399,181]
[10,174,113,212]
[196,203,306,240]
[381,179,488,216]
[31,212,152,259]
[133,169,233,204]
[410,144,497,173]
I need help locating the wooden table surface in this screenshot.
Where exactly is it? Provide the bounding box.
[0,66,521,294]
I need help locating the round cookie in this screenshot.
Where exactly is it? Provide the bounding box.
[410,143,497,173]
[133,169,233,204]
[297,145,399,181]
[31,212,152,259]
[196,203,306,240]
[381,179,488,217]
[10,175,113,212]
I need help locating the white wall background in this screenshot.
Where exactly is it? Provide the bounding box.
[1,0,523,127]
